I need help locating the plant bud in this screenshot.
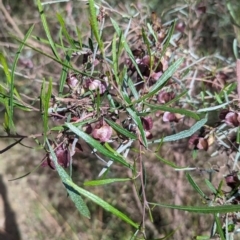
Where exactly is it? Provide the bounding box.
[141,116,153,130]
[67,74,79,89]
[151,71,163,82]
[197,138,208,151]
[86,79,106,94]
[175,21,185,33]
[188,135,208,151]
[162,112,178,122]
[92,123,112,142]
[219,109,229,120]
[43,144,70,169]
[225,173,240,189]
[224,112,239,127]
[157,90,175,103]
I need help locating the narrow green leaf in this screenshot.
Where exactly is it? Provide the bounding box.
[128,77,139,100]
[76,26,83,49]
[40,79,52,142]
[205,179,217,195]
[96,89,100,117]
[37,0,60,60]
[32,35,66,49]
[0,53,14,131]
[56,13,76,49]
[0,52,11,85]
[58,51,71,96]
[214,214,225,240]
[65,123,133,169]
[144,102,200,120]
[159,20,176,60]
[46,139,90,218]
[8,25,34,131]
[0,93,32,111]
[149,118,207,144]
[126,107,147,147]
[122,90,132,104]
[142,27,151,61]
[65,178,139,228]
[197,102,230,113]
[112,33,119,84]
[186,173,208,199]
[149,202,240,214]
[233,38,239,59]
[151,58,184,92]
[88,0,104,55]
[133,58,184,105]
[110,18,121,36]
[110,18,143,79]
[147,23,157,43]
[155,154,185,169]
[84,178,131,186]
[104,118,137,139]
[13,36,92,77]
[194,236,210,240]
[3,112,10,132]
[124,42,144,79]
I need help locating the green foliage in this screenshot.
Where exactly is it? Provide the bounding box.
[1,0,240,239]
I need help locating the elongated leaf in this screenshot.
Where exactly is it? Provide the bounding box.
[194,236,210,240]
[205,179,217,194]
[7,25,34,132]
[0,52,11,85]
[155,154,185,169]
[0,93,32,111]
[145,102,200,120]
[128,77,139,100]
[65,178,139,228]
[76,26,83,49]
[159,20,176,60]
[88,0,104,55]
[110,18,121,35]
[65,123,133,169]
[126,107,147,147]
[110,18,143,79]
[11,25,34,101]
[37,0,60,60]
[197,102,230,113]
[142,27,151,61]
[46,139,90,218]
[40,79,52,142]
[149,118,207,144]
[134,58,184,105]
[59,51,72,96]
[214,214,225,240]
[186,173,208,199]
[152,58,184,91]
[112,33,120,84]
[56,13,75,48]
[149,202,240,214]
[104,118,137,140]
[84,178,131,186]
[0,53,14,131]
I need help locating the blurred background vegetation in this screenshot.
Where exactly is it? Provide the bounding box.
[0,0,239,239]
